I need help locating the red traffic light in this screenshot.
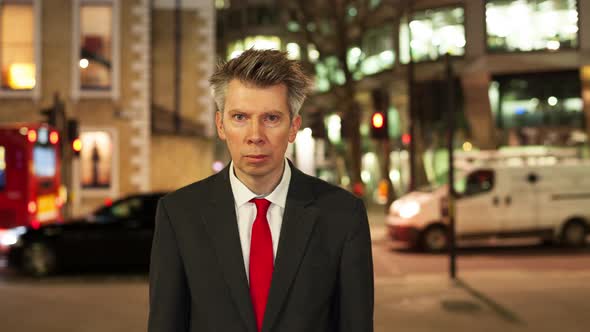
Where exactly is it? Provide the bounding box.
[371,112,384,129]
[50,131,59,144]
[402,133,411,145]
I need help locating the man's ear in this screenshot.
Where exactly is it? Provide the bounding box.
[215,111,226,140]
[288,115,302,143]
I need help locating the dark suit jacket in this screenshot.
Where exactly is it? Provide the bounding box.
[148,163,374,332]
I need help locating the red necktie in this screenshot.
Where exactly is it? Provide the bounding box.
[249,198,273,332]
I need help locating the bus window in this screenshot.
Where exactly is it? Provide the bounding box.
[33,145,56,177]
[0,146,5,190]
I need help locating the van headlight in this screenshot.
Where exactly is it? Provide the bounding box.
[0,226,27,247]
[398,201,421,219]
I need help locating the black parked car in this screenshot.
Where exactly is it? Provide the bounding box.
[7,192,166,276]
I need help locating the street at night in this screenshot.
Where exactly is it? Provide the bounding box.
[2,211,590,332]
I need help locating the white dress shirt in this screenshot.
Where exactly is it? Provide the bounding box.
[229,159,291,283]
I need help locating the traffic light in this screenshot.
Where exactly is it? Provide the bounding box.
[370,89,389,140]
[370,111,388,139]
[67,119,81,157]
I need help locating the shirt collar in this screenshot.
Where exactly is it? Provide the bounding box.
[229,159,291,209]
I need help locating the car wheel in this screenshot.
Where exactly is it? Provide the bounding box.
[561,220,587,248]
[22,242,57,277]
[421,225,448,252]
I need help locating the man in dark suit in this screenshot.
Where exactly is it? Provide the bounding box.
[148,49,373,332]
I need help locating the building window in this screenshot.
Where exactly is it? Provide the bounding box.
[79,1,113,90]
[486,0,578,52]
[358,25,394,76]
[403,6,465,62]
[491,71,584,131]
[0,1,35,91]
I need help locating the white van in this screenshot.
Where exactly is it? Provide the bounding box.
[387,160,590,251]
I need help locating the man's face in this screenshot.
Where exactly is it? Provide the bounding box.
[216,79,301,184]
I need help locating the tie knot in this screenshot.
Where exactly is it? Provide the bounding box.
[250,198,271,215]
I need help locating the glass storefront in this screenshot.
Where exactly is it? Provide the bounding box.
[490,71,584,130]
[486,0,579,52]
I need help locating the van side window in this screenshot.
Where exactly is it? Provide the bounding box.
[0,146,6,191]
[464,170,494,196]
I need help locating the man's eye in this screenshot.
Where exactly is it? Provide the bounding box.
[266,115,280,122]
[233,114,246,121]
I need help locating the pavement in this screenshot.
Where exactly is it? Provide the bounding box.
[365,202,590,332]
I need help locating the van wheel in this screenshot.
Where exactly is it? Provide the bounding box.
[22,242,57,277]
[561,220,587,248]
[421,225,448,252]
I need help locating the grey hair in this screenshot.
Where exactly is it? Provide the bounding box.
[209,49,313,118]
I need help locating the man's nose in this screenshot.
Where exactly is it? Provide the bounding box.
[246,120,265,144]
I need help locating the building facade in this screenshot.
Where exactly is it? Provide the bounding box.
[0,0,216,215]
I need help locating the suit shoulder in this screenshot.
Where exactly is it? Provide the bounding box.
[303,173,362,208]
[160,171,221,206]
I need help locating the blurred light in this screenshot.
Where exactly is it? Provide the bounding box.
[546,40,560,50]
[27,129,37,143]
[8,63,35,89]
[548,96,558,106]
[326,114,342,143]
[79,58,89,69]
[104,198,113,207]
[515,107,527,115]
[230,50,243,59]
[0,232,18,246]
[31,220,41,230]
[379,50,394,63]
[402,133,411,145]
[341,176,351,186]
[302,127,312,137]
[462,141,473,152]
[212,160,224,172]
[361,170,371,183]
[38,127,48,144]
[28,201,37,214]
[55,196,64,208]
[348,6,357,17]
[72,138,83,152]
[350,47,361,58]
[308,44,319,62]
[50,131,59,144]
[399,201,420,219]
[389,169,401,182]
[19,127,28,135]
[372,113,384,129]
[286,43,301,60]
[565,25,578,34]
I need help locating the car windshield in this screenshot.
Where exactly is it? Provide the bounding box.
[91,198,143,223]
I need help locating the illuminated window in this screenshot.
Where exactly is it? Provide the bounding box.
[226,36,282,60]
[492,71,584,130]
[0,1,35,90]
[405,6,465,62]
[0,146,6,190]
[79,1,113,90]
[486,0,578,52]
[81,131,114,189]
[358,26,394,76]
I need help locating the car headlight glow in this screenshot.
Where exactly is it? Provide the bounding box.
[0,226,27,247]
[398,201,421,219]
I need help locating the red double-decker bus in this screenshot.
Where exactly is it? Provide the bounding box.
[0,124,64,236]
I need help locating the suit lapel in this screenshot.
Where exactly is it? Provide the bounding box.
[200,166,257,332]
[262,166,319,332]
